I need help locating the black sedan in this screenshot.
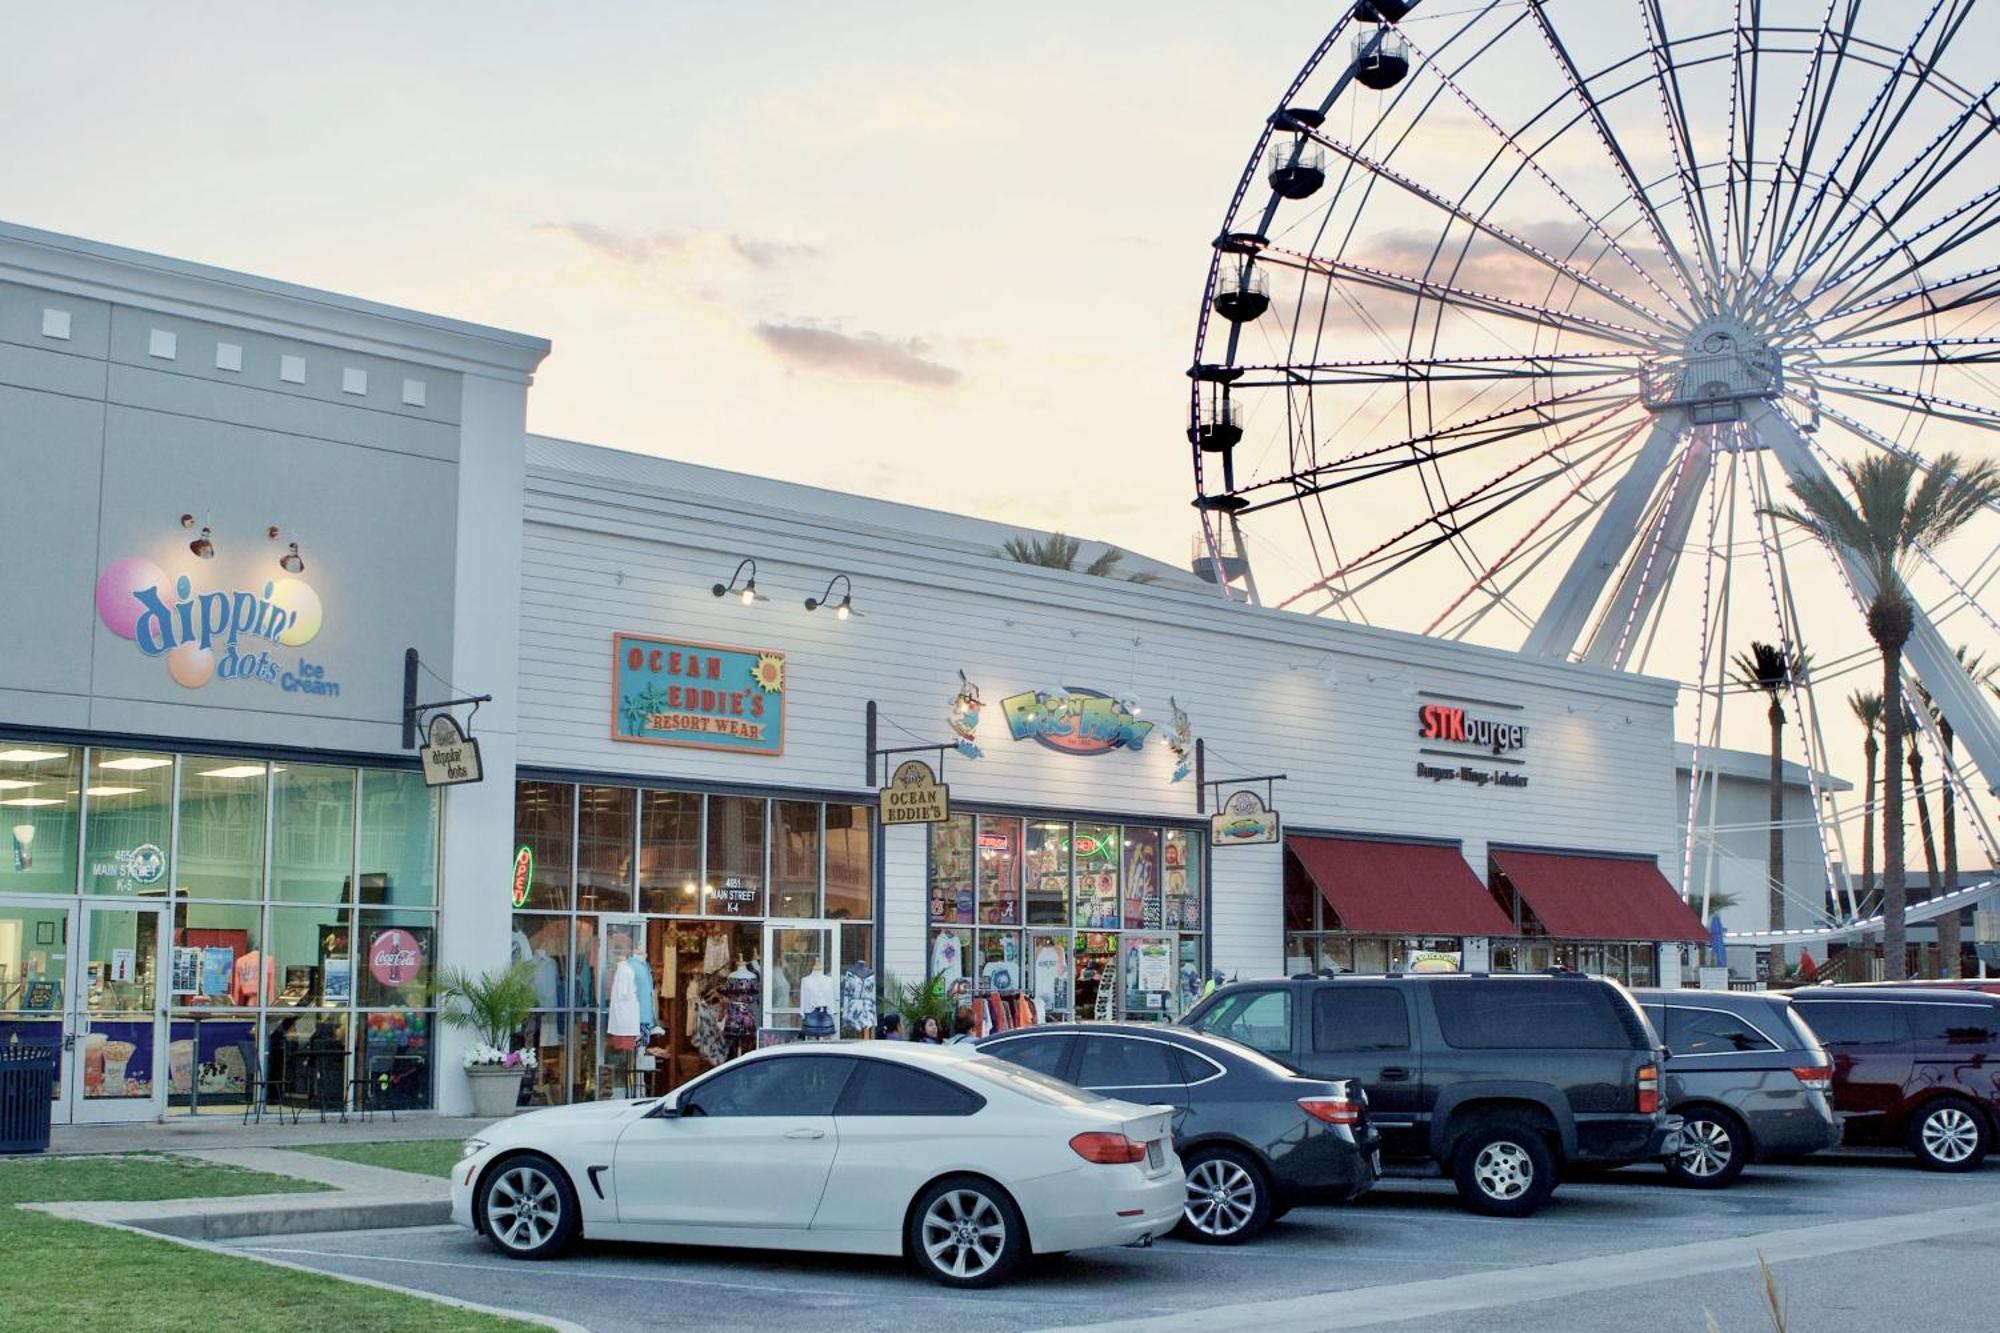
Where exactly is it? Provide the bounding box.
[976,1023,1380,1243]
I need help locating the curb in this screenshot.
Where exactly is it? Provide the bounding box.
[137,1199,453,1240]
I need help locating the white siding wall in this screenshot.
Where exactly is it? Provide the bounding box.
[515,449,1683,982]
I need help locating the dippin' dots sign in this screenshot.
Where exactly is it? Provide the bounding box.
[94,557,339,696]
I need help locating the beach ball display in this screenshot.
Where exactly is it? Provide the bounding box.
[166,643,215,689]
[94,557,167,640]
[269,578,323,647]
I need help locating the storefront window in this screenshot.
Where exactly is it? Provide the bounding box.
[1165,830,1200,930]
[356,910,433,1010]
[178,759,268,900]
[638,790,699,915]
[1,745,81,896]
[772,802,820,918]
[929,815,974,925]
[577,787,635,913]
[267,905,349,1008]
[359,770,437,906]
[824,805,870,920]
[173,902,262,1008]
[977,817,1022,927]
[83,749,172,897]
[1025,822,1069,926]
[513,783,574,911]
[1122,828,1161,930]
[272,765,355,903]
[358,1009,432,1111]
[1073,825,1120,929]
[703,796,765,918]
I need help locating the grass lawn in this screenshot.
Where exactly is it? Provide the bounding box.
[0,1154,530,1332]
[289,1138,467,1179]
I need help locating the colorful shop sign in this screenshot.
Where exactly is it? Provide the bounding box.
[510,846,534,908]
[613,633,787,756]
[368,928,425,988]
[94,556,337,696]
[1000,687,1153,755]
[880,759,951,826]
[1210,789,1280,847]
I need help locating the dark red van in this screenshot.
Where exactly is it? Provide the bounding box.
[1788,985,2000,1171]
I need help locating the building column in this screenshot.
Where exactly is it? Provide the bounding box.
[434,373,529,1114]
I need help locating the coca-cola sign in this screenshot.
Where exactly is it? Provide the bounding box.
[369,928,425,988]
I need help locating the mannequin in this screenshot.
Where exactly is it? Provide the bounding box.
[799,958,837,1039]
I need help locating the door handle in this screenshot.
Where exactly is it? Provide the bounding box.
[1379,1067,1412,1082]
[784,1128,825,1140]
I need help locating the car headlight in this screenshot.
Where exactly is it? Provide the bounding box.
[460,1137,490,1161]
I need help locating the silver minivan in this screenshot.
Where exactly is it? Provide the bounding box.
[1634,989,1840,1187]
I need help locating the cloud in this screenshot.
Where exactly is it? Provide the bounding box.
[534,221,818,271]
[751,321,962,387]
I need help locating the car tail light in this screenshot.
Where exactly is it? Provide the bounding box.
[1637,1063,1660,1114]
[1069,1132,1148,1164]
[1792,1063,1832,1087]
[1298,1097,1361,1126]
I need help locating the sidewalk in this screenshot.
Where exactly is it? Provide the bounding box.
[48,1113,493,1155]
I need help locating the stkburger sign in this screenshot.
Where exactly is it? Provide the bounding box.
[1417,702,1526,755]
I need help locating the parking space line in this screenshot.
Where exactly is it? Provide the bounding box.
[1032,1200,2000,1332]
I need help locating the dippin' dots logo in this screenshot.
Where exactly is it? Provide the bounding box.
[94,557,339,696]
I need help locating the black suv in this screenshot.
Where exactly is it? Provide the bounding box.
[1182,973,1679,1215]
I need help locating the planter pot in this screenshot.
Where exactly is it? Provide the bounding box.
[465,1066,526,1119]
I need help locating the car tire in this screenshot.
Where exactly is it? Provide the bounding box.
[477,1152,580,1260]
[1177,1146,1274,1245]
[1908,1097,1990,1173]
[907,1176,1028,1288]
[1451,1117,1558,1217]
[1665,1108,1749,1189]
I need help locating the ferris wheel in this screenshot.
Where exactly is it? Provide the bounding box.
[1188,0,2000,939]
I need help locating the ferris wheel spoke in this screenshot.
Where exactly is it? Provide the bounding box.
[1386,21,1698,325]
[1812,335,2000,371]
[1810,368,2000,432]
[1794,69,2000,291]
[1637,0,1723,297]
[1808,181,2000,312]
[1816,261,2000,339]
[1792,394,2000,518]
[1760,3,1864,277]
[1745,1,1838,273]
[1256,246,1663,349]
[1298,128,1681,331]
[1225,352,1642,389]
[1776,0,1960,272]
[1583,424,1719,668]
[1227,382,1638,508]
[1525,3,1705,309]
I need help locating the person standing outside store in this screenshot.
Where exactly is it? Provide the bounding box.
[946,1013,977,1046]
[915,1016,944,1044]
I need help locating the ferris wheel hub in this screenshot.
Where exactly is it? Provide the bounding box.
[1640,315,1781,425]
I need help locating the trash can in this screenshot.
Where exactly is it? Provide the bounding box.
[0,1044,58,1154]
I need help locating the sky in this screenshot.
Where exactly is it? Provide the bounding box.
[8,2,1999,885]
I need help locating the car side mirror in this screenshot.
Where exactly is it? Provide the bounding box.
[651,1098,682,1119]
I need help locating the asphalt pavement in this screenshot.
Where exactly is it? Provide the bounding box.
[223,1152,2000,1332]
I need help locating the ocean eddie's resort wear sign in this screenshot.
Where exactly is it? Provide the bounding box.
[612,633,787,755]
[880,758,950,825]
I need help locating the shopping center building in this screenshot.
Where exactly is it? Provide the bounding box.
[0,222,1703,1123]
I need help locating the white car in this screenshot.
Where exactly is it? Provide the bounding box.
[451,1041,1183,1286]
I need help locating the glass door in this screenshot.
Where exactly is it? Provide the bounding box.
[763,921,839,1041]
[597,915,647,1099]
[72,904,166,1123]
[0,900,72,1125]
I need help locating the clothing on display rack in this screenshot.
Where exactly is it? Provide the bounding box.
[722,965,760,1041]
[630,953,657,1030]
[607,956,641,1051]
[840,961,876,1036]
[930,930,964,983]
[530,953,561,1010]
[510,930,532,966]
[703,930,731,974]
[799,964,837,1039]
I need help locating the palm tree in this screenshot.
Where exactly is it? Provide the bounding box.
[1730,641,1809,943]
[1001,533,1159,583]
[1847,690,1883,927]
[1904,702,1945,977]
[1768,452,2000,979]
[1925,647,1996,979]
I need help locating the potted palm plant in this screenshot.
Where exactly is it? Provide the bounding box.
[438,961,539,1119]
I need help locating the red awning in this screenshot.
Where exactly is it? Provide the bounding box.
[1490,848,1707,942]
[1288,836,1517,937]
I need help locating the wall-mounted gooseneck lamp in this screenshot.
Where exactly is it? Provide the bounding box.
[181,514,215,560]
[711,558,765,605]
[268,526,306,574]
[804,573,858,620]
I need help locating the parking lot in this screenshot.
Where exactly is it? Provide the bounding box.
[228,1152,2000,1332]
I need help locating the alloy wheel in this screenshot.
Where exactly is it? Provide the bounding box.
[487,1164,562,1253]
[921,1188,1007,1280]
[1677,1119,1735,1178]
[1921,1107,1981,1165]
[1184,1157,1259,1238]
[1473,1141,1534,1200]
